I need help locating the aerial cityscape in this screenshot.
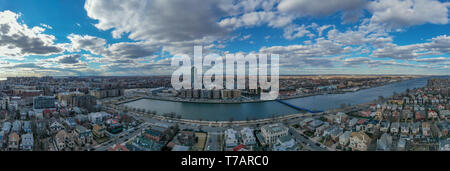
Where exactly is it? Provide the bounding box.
[0,0,449,155]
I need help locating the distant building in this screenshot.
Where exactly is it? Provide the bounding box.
[212,90,221,99]
[33,96,56,110]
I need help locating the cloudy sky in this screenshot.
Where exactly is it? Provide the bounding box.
[0,0,449,77]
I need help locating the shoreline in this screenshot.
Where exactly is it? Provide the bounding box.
[125,77,417,104]
[114,76,433,122]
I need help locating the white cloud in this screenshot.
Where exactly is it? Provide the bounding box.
[368,0,450,28]
[67,34,160,62]
[219,11,294,29]
[277,0,368,22]
[0,10,63,59]
[371,35,450,59]
[283,24,314,40]
[85,0,228,43]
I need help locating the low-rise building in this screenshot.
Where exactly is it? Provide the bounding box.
[349,131,371,151]
[390,122,400,134]
[109,144,129,151]
[400,123,410,135]
[439,139,450,151]
[2,122,11,134]
[74,126,93,145]
[20,133,34,151]
[240,127,256,146]
[23,121,32,133]
[55,130,75,151]
[92,124,106,139]
[376,133,392,151]
[339,131,351,146]
[261,123,289,144]
[422,122,431,137]
[12,120,21,133]
[380,122,390,133]
[411,122,421,135]
[273,135,298,151]
[8,132,20,151]
[225,129,238,148]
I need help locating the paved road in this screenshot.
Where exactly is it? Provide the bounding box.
[93,123,150,151]
[204,132,222,151]
[288,127,329,151]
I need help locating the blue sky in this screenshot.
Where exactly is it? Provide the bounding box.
[0,0,449,77]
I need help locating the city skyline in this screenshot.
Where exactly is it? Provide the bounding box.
[0,0,449,78]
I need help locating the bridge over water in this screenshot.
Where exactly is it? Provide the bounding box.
[276,99,324,113]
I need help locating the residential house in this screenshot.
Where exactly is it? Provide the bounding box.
[440,110,450,119]
[397,138,407,151]
[314,123,330,137]
[329,126,343,140]
[390,122,400,134]
[349,131,371,151]
[411,122,421,135]
[74,126,93,145]
[376,133,392,151]
[348,118,359,128]
[8,132,19,151]
[11,120,21,133]
[88,112,110,124]
[422,122,431,137]
[50,121,65,133]
[65,118,78,128]
[2,122,11,134]
[55,130,74,151]
[20,133,33,151]
[339,131,351,146]
[437,122,449,136]
[240,127,256,146]
[143,129,163,142]
[415,111,426,121]
[380,122,390,133]
[23,121,32,133]
[400,123,410,135]
[439,139,450,151]
[428,110,438,119]
[109,144,129,151]
[273,135,298,151]
[335,112,348,124]
[92,124,106,139]
[0,131,4,148]
[225,128,238,148]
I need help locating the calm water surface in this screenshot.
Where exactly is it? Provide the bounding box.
[124,76,446,121]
